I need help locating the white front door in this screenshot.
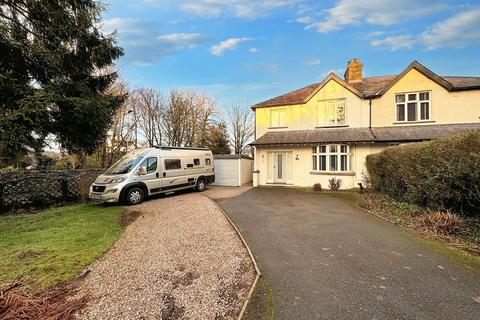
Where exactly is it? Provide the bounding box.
[273,152,286,183]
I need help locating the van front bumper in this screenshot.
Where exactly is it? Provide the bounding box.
[89,184,122,203]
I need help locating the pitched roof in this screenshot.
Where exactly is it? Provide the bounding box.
[252,61,480,109]
[250,123,480,145]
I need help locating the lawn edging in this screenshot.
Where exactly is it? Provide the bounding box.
[206,196,261,320]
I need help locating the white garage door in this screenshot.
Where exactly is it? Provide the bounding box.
[213,159,240,186]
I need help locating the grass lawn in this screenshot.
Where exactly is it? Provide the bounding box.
[0,203,126,289]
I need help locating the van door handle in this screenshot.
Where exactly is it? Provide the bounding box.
[163,172,166,178]
[156,172,159,178]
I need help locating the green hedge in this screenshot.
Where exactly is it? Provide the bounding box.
[366,131,480,212]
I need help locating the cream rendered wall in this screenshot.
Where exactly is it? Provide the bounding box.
[254,144,388,189]
[255,79,370,139]
[372,69,480,126]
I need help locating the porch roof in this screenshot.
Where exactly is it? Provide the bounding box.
[250,123,480,146]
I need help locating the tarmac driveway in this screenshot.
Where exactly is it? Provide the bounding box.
[218,187,480,320]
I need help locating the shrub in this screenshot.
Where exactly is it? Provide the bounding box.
[328,178,342,191]
[312,183,322,192]
[366,131,480,212]
[416,211,464,236]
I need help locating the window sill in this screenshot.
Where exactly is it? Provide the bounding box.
[268,126,288,129]
[315,125,349,129]
[392,120,435,125]
[310,171,356,176]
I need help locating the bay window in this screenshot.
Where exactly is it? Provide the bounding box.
[312,144,350,172]
[395,91,430,122]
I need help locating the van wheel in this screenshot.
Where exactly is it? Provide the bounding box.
[126,187,144,205]
[195,179,206,192]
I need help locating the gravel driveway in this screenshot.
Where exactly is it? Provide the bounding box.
[78,191,255,320]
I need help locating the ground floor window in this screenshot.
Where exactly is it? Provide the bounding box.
[312,144,350,172]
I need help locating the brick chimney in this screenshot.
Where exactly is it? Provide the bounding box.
[344,58,363,82]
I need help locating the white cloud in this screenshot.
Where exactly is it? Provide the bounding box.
[298,0,447,32]
[210,37,253,55]
[101,18,210,65]
[249,47,259,53]
[320,68,344,78]
[304,58,321,66]
[371,35,416,51]
[146,0,299,19]
[296,16,313,24]
[420,7,480,50]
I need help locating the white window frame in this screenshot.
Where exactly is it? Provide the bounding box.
[317,99,347,127]
[270,108,286,128]
[395,91,431,122]
[312,144,351,172]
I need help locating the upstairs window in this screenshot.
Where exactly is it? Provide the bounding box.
[312,144,350,172]
[317,99,346,127]
[270,108,286,128]
[395,92,430,122]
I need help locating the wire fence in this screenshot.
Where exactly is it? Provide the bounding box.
[0,169,105,213]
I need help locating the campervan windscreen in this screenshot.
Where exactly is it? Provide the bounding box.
[105,149,150,175]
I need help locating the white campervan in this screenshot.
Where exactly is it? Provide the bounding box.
[89,147,215,205]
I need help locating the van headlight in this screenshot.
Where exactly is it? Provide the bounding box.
[107,178,126,184]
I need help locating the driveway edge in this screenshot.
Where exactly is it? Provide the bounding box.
[206,196,261,320]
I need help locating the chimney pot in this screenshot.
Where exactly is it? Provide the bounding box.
[344,58,363,82]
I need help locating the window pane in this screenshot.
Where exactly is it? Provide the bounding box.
[319,155,326,171]
[330,145,337,153]
[319,145,326,153]
[419,92,429,101]
[340,155,347,171]
[317,103,326,126]
[397,104,405,121]
[206,158,211,165]
[279,110,285,126]
[408,93,417,101]
[165,159,181,170]
[420,102,429,120]
[407,103,417,121]
[312,146,317,153]
[330,155,337,171]
[336,101,346,125]
[147,157,157,173]
[340,145,348,153]
[194,158,200,166]
[395,94,405,103]
[312,155,317,170]
[270,110,278,127]
[326,102,336,125]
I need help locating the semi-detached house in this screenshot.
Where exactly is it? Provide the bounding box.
[250,59,480,189]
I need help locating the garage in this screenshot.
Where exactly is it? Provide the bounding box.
[213,155,253,186]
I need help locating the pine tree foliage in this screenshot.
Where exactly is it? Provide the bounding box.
[0,0,124,164]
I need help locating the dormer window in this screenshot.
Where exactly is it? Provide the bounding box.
[317,99,346,127]
[270,108,286,128]
[395,91,430,122]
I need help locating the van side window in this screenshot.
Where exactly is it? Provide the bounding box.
[140,157,157,174]
[194,159,200,166]
[205,158,211,165]
[165,159,181,170]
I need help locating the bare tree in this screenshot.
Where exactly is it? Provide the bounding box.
[226,105,254,155]
[131,88,163,147]
[161,89,216,147]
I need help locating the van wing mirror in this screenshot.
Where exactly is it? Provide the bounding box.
[137,167,147,175]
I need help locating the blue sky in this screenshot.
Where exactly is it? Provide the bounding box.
[101,0,480,108]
